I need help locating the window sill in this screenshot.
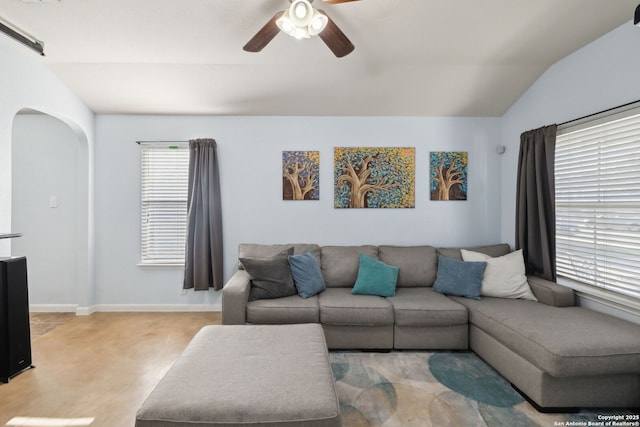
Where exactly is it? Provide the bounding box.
[137,263,185,270]
[557,276,640,316]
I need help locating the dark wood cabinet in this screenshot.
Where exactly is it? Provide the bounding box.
[0,256,33,382]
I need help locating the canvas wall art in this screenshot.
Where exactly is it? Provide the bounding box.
[334,147,415,209]
[430,151,468,201]
[282,151,320,200]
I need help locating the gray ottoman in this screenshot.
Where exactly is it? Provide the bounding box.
[135,324,341,427]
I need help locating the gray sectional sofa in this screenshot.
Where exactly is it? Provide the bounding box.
[221,243,640,410]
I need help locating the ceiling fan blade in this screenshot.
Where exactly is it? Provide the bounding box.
[322,0,361,4]
[316,11,354,58]
[243,11,284,52]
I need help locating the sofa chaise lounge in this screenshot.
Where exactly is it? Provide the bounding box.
[222,243,640,410]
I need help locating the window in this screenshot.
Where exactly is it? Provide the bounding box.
[139,144,189,266]
[555,106,640,303]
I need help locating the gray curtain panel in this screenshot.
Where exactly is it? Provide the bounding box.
[515,125,557,281]
[183,139,224,291]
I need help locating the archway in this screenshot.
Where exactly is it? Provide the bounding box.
[11,109,91,312]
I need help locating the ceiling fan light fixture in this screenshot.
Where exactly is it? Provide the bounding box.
[243,0,355,57]
[308,11,328,36]
[276,11,296,35]
[275,0,328,40]
[289,0,314,27]
[293,27,310,39]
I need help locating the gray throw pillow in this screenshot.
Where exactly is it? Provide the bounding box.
[241,248,296,301]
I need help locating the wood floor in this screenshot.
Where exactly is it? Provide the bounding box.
[0,312,220,427]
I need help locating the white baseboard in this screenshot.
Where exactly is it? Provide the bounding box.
[76,306,95,316]
[31,304,221,315]
[91,304,221,313]
[30,304,78,313]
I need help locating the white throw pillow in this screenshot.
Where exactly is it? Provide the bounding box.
[460,249,538,301]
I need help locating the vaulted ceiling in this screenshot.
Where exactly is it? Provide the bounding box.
[1,0,638,116]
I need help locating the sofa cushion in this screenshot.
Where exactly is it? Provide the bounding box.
[320,245,379,288]
[246,295,319,324]
[461,249,537,301]
[288,251,326,298]
[378,245,438,287]
[352,254,399,297]
[238,243,320,270]
[387,288,468,327]
[437,244,511,261]
[319,288,393,326]
[240,248,297,301]
[452,296,640,378]
[432,256,486,300]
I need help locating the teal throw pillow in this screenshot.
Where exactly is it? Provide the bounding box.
[433,255,486,300]
[288,251,326,298]
[352,253,399,297]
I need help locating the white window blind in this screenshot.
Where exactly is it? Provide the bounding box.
[555,108,640,301]
[140,144,189,265]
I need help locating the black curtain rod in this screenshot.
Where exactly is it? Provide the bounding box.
[558,99,640,127]
[0,21,44,56]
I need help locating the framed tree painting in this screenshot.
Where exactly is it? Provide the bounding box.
[430,151,468,201]
[334,147,415,208]
[282,151,320,200]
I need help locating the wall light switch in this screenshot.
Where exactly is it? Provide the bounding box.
[49,196,58,208]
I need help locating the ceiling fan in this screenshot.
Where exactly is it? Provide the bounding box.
[243,0,359,58]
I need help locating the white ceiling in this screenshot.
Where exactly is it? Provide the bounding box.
[1,0,638,116]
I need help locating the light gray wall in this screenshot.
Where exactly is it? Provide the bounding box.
[500,21,640,247]
[499,21,640,324]
[0,35,95,312]
[6,19,640,312]
[12,114,80,306]
[95,115,502,306]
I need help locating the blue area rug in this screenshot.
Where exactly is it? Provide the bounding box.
[330,351,636,426]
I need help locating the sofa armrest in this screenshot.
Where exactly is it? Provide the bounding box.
[221,270,251,325]
[527,276,575,307]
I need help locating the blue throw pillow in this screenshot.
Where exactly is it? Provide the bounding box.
[433,256,486,300]
[352,253,399,297]
[288,251,326,298]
